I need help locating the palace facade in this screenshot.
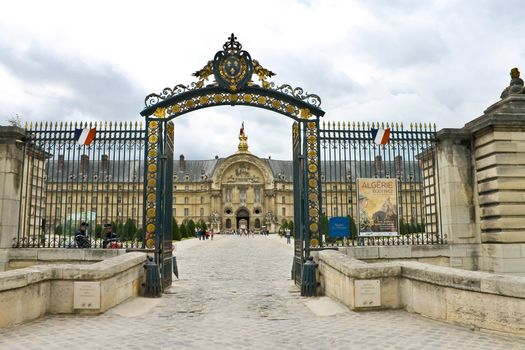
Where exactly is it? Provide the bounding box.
[172,132,294,232]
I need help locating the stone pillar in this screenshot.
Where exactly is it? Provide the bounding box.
[435,129,477,244]
[465,95,525,275]
[0,126,27,270]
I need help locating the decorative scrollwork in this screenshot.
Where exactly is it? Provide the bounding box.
[143,33,323,111]
[269,83,322,108]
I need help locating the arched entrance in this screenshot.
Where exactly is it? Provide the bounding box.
[236,208,250,231]
[141,34,324,289]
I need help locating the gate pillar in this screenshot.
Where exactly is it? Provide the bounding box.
[144,117,174,290]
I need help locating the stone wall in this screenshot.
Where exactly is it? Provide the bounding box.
[318,250,525,334]
[5,248,126,270]
[339,244,480,271]
[0,252,147,328]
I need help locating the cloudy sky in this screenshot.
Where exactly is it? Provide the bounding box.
[1,0,524,159]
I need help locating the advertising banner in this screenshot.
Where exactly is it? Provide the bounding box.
[357,178,399,237]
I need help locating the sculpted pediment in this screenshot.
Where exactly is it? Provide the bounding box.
[211,153,274,189]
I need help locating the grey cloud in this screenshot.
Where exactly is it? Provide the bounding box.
[267,54,362,103]
[353,27,448,69]
[0,40,144,123]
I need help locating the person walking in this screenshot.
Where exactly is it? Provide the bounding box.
[285,228,291,244]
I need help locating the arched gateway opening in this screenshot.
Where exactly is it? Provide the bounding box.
[141,34,325,289]
[236,208,250,231]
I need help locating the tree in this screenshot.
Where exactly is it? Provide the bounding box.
[95,224,103,238]
[54,225,63,235]
[173,217,181,241]
[281,218,288,230]
[288,220,294,237]
[7,114,22,128]
[179,224,188,239]
[122,218,137,241]
[187,219,196,237]
[197,219,207,231]
[319,214,329,237]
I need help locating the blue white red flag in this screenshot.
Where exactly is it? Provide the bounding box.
[74,128,96,146]
[240,121,245,136]
[371,128,391,145]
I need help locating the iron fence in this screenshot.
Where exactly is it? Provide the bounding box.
[318,121,443,246]
[16,121,146,248]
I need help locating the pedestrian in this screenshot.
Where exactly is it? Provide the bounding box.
[75,221,90,248]
[211,229,215,240]
[102,223,118,248]
[285,228,291,244]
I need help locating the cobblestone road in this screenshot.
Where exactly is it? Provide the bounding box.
[1,235,525,349]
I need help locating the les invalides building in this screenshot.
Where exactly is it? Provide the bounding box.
[172,126,294,232]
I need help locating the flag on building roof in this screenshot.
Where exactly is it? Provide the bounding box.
[74,128,96,146]
[371,128,391,145]
[240,121,245,136]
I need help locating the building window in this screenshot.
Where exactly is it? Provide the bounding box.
[173,197,176,204]
[334,207,338,216]
[173,208,176,217]
[225,218,231,229]
[184,208,189,217]
[200,208,204,217]
[225,188,232,202]
[254,188,261,203]
[282,207,286,217]
[200,196,204,204]
[255,218,261,229]
[240,188,246,203]
[185,185,189,191]
[282,196,285,204]
[184,197,189,204]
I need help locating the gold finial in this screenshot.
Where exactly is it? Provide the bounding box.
[337,121,341,129]
[410,123,413,130]
[237,122,249,153]
[381,122,385,129]
[433,123,436,131]
[366,121,370,129]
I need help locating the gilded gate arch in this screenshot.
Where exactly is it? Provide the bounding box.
[141,34,324,288]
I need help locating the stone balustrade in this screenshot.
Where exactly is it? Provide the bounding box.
[0,252,147,328]
[317,250,525,334]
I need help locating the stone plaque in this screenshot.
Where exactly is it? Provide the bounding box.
[74,281,101,309]
[355,279,381,307]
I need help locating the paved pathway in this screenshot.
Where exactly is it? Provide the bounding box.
[1,235,525,349]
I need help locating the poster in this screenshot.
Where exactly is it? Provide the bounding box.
[357,178,399,237]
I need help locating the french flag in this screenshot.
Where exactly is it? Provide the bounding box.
[74,128,96,146]
[371,128,391,145]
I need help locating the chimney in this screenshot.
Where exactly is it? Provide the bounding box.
[375,155,382,174]
[394,155,403,175]
[179,154,186,171]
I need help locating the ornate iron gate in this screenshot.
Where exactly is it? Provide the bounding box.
[141,34,325,288]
